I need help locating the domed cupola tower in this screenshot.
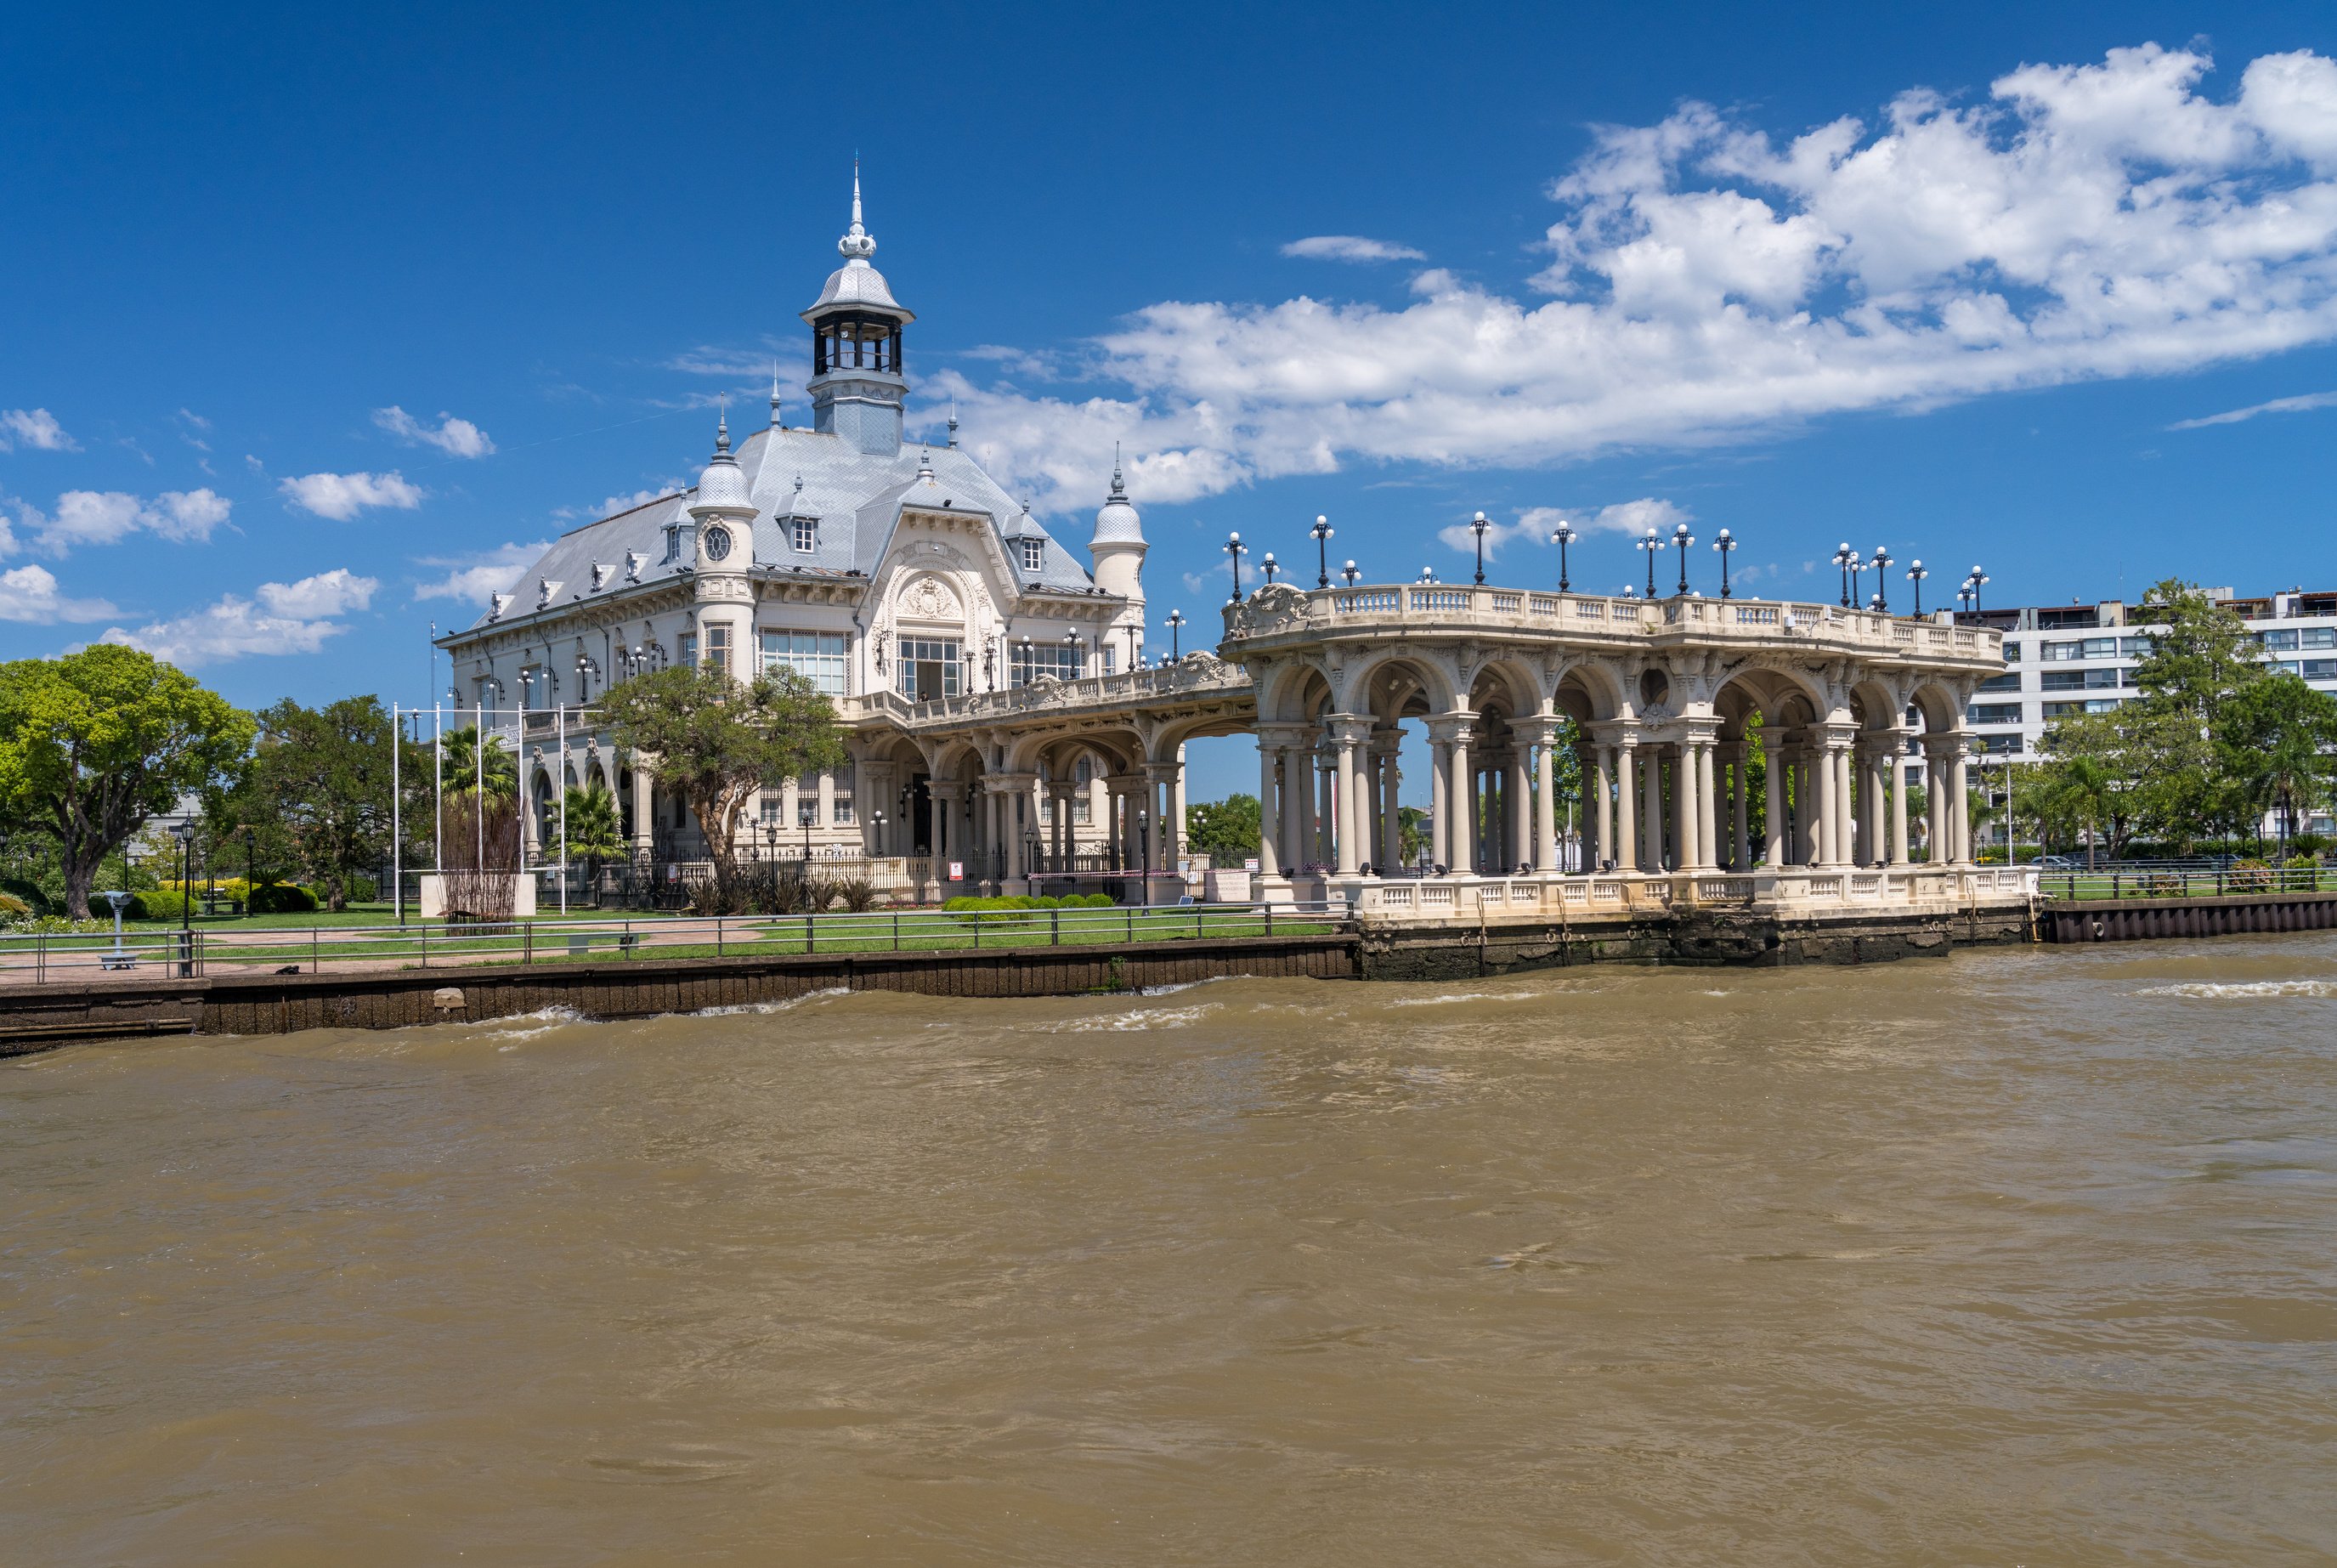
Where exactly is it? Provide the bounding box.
[688,413,757,678]
[803,167,914,457]
[1089,449,1148,603]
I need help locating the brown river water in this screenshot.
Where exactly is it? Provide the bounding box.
[7,937,2337,1565]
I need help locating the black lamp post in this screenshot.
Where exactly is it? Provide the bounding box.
[1340,559,1361,587]
[169,820,193,969]
[1470,511,1491,585]
[1638,528,1662,598]
[1164,609,1185,660]
[1833,541,1857,607]
[1907,559,1929,616]
[1549,519,1577,592]
[800,798,813,859]
[1965,566,1989,614]
[1261,551,1279,586]
[1311,514,1335,587]
[1956,580,1976,616]
[1225,532,1247,602]
[1417,566,1438,585]
[1712,528,1737,599]
[1064,628,1084,677]
[1671,521,1695,596]
[1869,546,1893,612]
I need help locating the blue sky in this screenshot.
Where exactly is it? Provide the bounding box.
[5,1,2336,799]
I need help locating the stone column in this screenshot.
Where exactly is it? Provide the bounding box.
[631,763,655,855]
[1889,744,1911,865]
[1446,718,1477,875]
[1762,735,1785,866]
[1281,746,1305,871]
[1949,738,1973,865]
[1378,739,1403,869]
[1256,734,1282,877]
[1672,744,1696,874]
[1614,738,1638,875]
[1313,748,1334,868]
[1508,748,1532,872]
[1730,746,1751,871]
[1695,739,1718,870]
[1640,744,1666,871]
[1533,730,1557,871]
[1595,745,1616,871]
[927,785,947,861]
[1327,719,1365,875]
[1171,746,1187,871]
[1429,738,1449,869]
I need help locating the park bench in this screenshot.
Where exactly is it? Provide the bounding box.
[565,930,643,959]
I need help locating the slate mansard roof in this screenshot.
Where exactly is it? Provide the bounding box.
[466,423,1101,630]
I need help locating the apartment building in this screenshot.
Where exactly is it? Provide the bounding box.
[1957,586,2337,836]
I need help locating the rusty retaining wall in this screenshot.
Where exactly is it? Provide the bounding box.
[0,934,1359,1056]
[2038,892,2337,943]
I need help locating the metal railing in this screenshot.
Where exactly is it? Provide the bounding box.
[0,902,1355,987]
[2040,866,2336,901]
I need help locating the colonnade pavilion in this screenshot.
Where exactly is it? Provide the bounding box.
[438,174,2026,917]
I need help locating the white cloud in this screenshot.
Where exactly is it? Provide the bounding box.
[98,575,376,665]
[0,409,76,451]
[373,405,495,458]
[411,541,546,604]
[256,568,378,618]
[2170,389,2337,428]
[14,488,231,554]
[1435,498,1693,558]
[1281,235,1427,263]
[0,564,116,623]
[280,470,424,520]
[555,485,681,522]
[941,45,2337,515]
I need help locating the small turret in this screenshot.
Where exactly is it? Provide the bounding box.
[1089,447,1147,604]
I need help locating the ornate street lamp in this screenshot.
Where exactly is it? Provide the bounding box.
[1225,531,1247,603]
[1164,609,1185,660]
[1956,579,1976,615]
[167,819,194,965]
[1869,546,1893,613]
[1311,514,1335,587]
[1712,527,1737,599]
[1906,559,1929,616]
[1417,566,1439,585]
[1063,628,1084,677]
[1638,527,1663,598]
[1264,551,1282,586]
[1965,565,1989,614]
[574,653,601,700]
[1832,541,1857,607]
[1671,521,1696,596]
[1549,518,1577,592]
[1015,633,1033,686]
[1340,559,1361,586]
[982,642,996,691]
[1467,511,1495,585]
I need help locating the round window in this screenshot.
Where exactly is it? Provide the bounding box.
[703,525,732,563]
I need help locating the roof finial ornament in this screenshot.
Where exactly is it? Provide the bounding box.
[714,395,730,453]
[1108,441,1127,499]
[838,159,876,262]
[947,401,959,449]
[770,359,783,426]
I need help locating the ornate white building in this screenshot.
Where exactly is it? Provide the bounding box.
[439,176,1152,864]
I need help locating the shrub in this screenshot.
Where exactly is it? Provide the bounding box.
[2227,858,2273,892]
[1,914,112,935]
[835,876,879,913]
[342,875,379,903]
[0,892,28,918]
[247,882,320,914]
[139,890,191,920]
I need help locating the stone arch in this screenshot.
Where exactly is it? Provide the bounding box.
[1904,679,1965,735]
[1342,648,1460,718]
[1552,658,1627,725]
[1465,653,1545,720]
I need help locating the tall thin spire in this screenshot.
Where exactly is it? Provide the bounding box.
[714,395,730,454]
[947,401,959,449]
[839,160,875,261]
[1109,441,1126,498]
[769,359,783,426]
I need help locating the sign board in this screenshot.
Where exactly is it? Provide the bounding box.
[666,863,679,881]
[1244,858,1259,873]
[948,861,965,880]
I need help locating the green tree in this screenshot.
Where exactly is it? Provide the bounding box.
[0,645,253,919]
[596,664,844,879]
[2125,580,2266,849]
[1184,792,1262,864]
[244,695,396,911]
[2221,674,2337,853]
[2034,714,2145,861]
[438,725,518,798]
[1397,804,1431,864]
[552,783,630,878]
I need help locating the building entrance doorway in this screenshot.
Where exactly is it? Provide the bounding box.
[905,773,933,854]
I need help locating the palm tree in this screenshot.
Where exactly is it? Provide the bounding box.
[553,784,628,880]
[2062,755,2114,869]
[439,726,518,799]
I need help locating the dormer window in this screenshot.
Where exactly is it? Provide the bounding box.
[1020,539,1043,572]
[663,524,682,563]
[792,516,816,554]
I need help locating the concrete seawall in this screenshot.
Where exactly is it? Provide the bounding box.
[2037,891,2337,943]
[0,934,1359,1056]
